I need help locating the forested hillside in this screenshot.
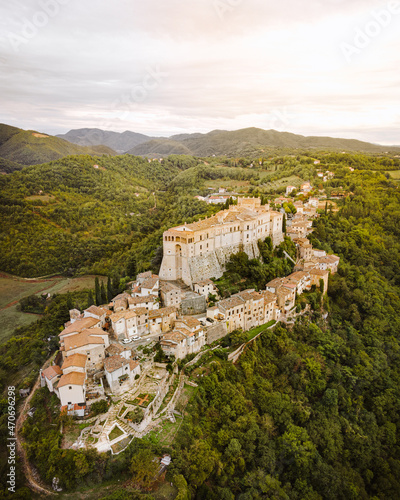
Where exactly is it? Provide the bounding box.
[1,149,400,498]
[0,124,116,168]
[127,127,400,157]
[0,154,211,277]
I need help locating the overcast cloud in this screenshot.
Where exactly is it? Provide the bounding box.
[0,0,399,144]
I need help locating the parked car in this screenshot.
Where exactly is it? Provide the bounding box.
[132,335,141,341]
[122,338,133,344]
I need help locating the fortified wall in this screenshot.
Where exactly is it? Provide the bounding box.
[159,197,283,286]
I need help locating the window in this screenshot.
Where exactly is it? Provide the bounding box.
[99,354,102,358]
[69,386,72,390]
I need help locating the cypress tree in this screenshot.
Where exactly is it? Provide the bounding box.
[107,276,113,302]
[126,255,137,279]
[100,281,107,304]
[282,214,287,234]
[95,277,101,306]
[87,290,94,307]
[66,292,73,311]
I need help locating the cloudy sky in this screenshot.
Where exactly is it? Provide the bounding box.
[0,0,399,144]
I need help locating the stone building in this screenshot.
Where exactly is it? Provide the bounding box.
[159,197,284,286]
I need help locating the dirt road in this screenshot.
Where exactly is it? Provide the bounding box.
[15,360,55,496]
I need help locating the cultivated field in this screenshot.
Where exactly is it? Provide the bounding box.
[0,274,106,343]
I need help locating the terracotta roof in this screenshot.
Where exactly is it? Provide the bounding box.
[176,327,196,338]
[106,343,125,355]
[42,365,62,380]
[60,317,100,337]
[149,307,176,318]
[129,307,148,316]
[63,332,105,352]
[141,277,159,289]
[104,355,131,373]
[61,354,87,370]
[160,282,180,293]
[128,295,157,305]
[61,403,86,412]
[161,331,187,344]
[113,298,128,310]
[137,271,152,279]
[85,305,109,317]
[81,327,108,337]
[165,203,271,234]
[319,255,340,264]
[194,279,214,286]
[112,293,131,302]
[176,316,201,329]
[129,360,140,371]
[266,278,284,289]
[310,268,329,276]
[218,295,244,310]
[259,290,277,303]
[286,271,309,281]
[58,371,86,388]
[110,308,147,323]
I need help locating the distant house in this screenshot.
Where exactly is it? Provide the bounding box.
[160,281,182,308]
[128,295,159,311]
[286,185,296,196]
[193,279,218,298]
[149,307,177,334]
[301,182,312,193]
[110,308,149,339]
[83,305,111,327]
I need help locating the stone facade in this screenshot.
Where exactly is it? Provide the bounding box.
[159,197,284,286]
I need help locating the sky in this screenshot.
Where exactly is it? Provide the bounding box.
[0,0,399,144]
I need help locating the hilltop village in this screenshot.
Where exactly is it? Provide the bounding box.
[40,195,339,453]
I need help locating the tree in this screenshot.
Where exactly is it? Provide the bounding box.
[173,474,190,500]
[107,276,113,302]
[100,281,107,304]
[66,292,73,311]
[129,449,158,489]
[126,254,137,278]
[95,277,101,306]
[87,290,94,307]
[282,214,287,234]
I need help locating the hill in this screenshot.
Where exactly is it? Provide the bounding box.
[56,128,154,153]
[126,127,400,156]
[0,124,116,167]
[0,153,207,278]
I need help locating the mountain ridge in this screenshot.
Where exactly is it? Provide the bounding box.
[56,128,155,153]
[0,124,116,169]
[58,126,400,156]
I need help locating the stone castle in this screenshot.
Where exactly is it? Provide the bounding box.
[159,197,284,286]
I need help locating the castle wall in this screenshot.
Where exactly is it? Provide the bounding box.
[159,198,283,286]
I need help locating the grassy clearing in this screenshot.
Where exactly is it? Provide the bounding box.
[109,425,124,441]
[0,274,107,343]
[0,304,41,344]
[261,174,303,192]
[246,320,276,341]
[388,170,400,179]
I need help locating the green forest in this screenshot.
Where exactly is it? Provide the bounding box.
[1,151,400,498]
